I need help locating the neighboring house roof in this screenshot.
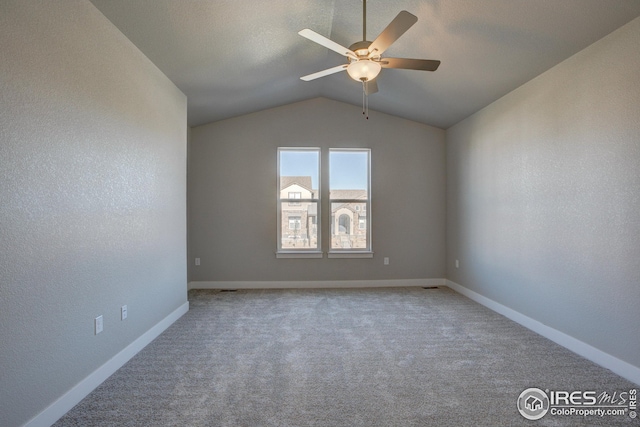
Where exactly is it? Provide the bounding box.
[331,190,367,215]
[281,176,314,194]
[281,177,367,201]
[330,189,367,199]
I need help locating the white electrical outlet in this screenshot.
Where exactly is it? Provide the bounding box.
[121,305,127,320]
[95,315,103,335]
[384,257,390,265]
[195,258,200,266]
[455,259,460,268]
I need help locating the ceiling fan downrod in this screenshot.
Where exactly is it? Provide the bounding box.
[362,0,367,41]
[362,0,370,120]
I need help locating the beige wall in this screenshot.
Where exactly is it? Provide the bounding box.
[0,1,187,426]
[189,98,446,282]
[446,17,640,371]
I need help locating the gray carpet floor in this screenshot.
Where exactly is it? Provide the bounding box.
[54,287,637,426]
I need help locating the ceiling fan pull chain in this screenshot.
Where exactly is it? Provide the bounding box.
[366,85,369,120]
[362,81,366,116]
[361,80,369,120]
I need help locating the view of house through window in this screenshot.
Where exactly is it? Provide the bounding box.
[278,148,320,251]
[330,149,370,251]
[278,148,371,254]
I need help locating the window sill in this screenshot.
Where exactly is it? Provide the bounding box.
[275,251,374,259]
[327,251,374,259]
[276,251,323,259]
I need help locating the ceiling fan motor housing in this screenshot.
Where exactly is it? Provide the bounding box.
[348,41,376,60]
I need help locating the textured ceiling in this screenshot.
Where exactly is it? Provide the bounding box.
[89,0,640,129]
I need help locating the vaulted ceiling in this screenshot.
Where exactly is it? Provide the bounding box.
[89,0,640,129]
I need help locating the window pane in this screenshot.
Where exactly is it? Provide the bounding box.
[279,150,319,193]
[278,148,320,252]
[329,151,368,198]
[331,202,367,249]
[329,149,370,252]
[281,202,318,249]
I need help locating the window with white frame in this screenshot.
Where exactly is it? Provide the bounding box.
[329,149,371,253]
[277,147,371,257]
[277,148,320,253]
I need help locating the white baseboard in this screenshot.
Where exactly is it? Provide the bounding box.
[188,278,446,291]
[24,301,190,427]
[445,280,640,386]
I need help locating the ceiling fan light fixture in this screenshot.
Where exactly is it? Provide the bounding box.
[346,59,381,82]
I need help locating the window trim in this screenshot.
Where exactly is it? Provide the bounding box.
[276,251,324,259]
[327,251,373,259]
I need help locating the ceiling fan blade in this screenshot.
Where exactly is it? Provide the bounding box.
[365,80,378,95]
[298,29,357,59]
[367,11,418,57]
[381,58,441,71]
[300,64,348,81]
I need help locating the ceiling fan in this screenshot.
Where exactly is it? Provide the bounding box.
[298,0,441,98]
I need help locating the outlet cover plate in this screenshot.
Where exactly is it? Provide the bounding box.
[95,315,103,335]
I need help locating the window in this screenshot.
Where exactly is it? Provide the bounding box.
[277,148,320,255]
[277,147,371,258]
[329,149,371,255]
[288,216,301,230]
[288,192,301,206]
